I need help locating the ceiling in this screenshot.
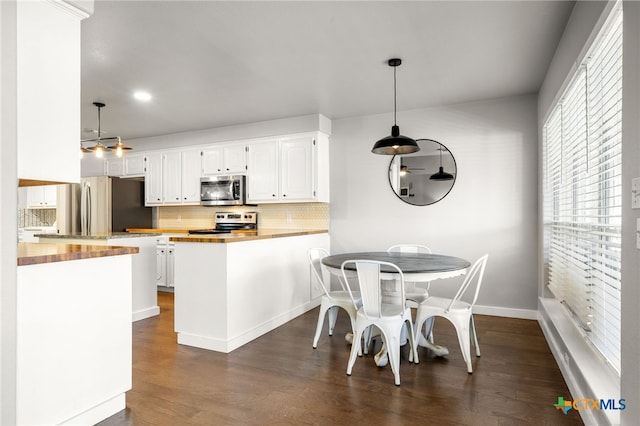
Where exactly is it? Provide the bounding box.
[80,1,575,141]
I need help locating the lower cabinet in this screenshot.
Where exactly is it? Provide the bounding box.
[156,236,175,289]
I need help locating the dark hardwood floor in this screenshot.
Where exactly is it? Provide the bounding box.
[99,292,583,425]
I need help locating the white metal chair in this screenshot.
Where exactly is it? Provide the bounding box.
[310,248,363,351]
[342,259,418,386]
[414,254,489,373]
[387,244,432,305]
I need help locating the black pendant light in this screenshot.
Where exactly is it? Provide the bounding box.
[372,58,419,155]
[430,143,454,181]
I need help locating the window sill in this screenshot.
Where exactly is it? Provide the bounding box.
[538,297,620,426]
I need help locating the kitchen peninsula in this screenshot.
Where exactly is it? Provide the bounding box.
[37,232,160,321]
[17,242,137,425]
[171,229,329,352]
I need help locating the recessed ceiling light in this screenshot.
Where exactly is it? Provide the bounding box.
[133,91,152,102]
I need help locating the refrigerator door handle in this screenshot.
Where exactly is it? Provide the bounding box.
[86,184,92,234]
[80,182,86,234]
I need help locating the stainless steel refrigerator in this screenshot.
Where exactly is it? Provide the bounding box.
[69,176,152,234]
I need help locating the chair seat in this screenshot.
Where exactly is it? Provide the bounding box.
[328,290,361,303]
[419,296,471,312]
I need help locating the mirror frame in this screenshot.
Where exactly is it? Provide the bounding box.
[387,139,457,206]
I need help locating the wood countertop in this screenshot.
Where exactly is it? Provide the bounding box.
[126,228,190,234]
[38,232,162,240]
[169,229,328,243]
[18,242,139,266]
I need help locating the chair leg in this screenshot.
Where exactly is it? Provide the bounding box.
[346,325,366,376]
[383,330,401,386]
[406,319,418,365]
[452,317,473,374]
[470,315,481,357]
[312,300,330,349]
[327,306,338,336]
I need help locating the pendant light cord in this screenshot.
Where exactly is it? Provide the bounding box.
[97,105,101,140]
[393,65,397,126]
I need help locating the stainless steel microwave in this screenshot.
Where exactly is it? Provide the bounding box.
[200,175,245,206]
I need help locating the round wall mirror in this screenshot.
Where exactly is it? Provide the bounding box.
[388,138,457,206]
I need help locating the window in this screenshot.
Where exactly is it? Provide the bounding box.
[543,8,622,372]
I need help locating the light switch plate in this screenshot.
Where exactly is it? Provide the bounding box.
[633,177,640,209]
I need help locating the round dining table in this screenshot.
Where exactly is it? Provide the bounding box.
[321,251,471,362]
[321,251,470,281]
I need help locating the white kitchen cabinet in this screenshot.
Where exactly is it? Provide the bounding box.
[246,140,279,202]
[246,133,329,204]
[105,158,124,176]
[17,1,90,184]
[201,144,246,175]
[181,149,201,203]
[280,137,315,201]
[25,185,57,209]
[124,154,146,177]
[145,149,201,206]
[106,153,145,178]
[156,236,176,289]
[81,155,106,177]
[162,151,182,204]
[144,152,163,205]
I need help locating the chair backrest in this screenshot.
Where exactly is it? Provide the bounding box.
[341,260,406,318]
[308,248,331,297]
[446,254,489,312]
[387,244,432,254]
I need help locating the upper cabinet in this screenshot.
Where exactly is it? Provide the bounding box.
[144,149,201,206]
[144,152,163,206]
[246,133,329,204]
[201,144,247,175]
[19,185,57,209]
[105,153,146,178]
[17,1,91,185]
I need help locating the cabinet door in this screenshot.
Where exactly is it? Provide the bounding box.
[223,144,247,174]
[201,147,224,175]
[156,246,166,286]
[124,154,146,177]
[105,158,124,176]
[162,151,182,204]
[280,137,315,201]
[43,185,57,207]
[246,141,279,203]
[144,153,163,206]
[181,149,201,203]
[167,245,175,287]
[25,186,57,208]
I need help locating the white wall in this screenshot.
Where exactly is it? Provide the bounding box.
[1,1,18,424]
[329,94,538,316]
[620,2,640,424]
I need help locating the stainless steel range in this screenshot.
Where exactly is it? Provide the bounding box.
[188,212,257,235]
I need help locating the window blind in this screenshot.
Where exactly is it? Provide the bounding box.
[543,8,622,373]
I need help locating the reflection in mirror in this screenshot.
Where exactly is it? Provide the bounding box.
[388,139,456,206]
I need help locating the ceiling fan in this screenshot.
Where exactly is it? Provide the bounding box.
[80,102,132,157]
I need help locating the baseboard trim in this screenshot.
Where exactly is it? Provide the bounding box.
[60,393,125,425]
[178,299,321,353]
[473,304,538,320]
[132,305,160,322]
